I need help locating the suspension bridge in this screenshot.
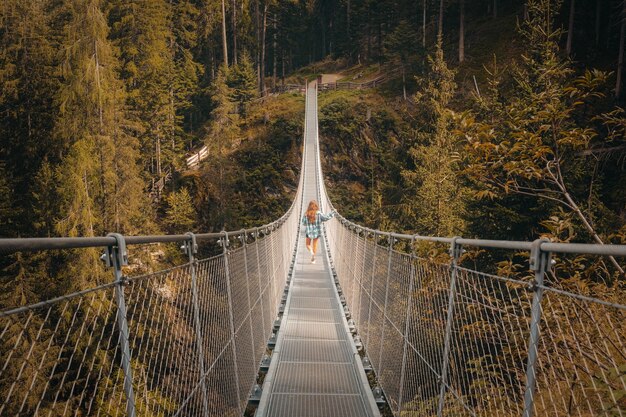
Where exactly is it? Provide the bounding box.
[1,82,625,417]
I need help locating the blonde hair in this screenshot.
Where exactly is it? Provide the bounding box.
[306,200,319,223]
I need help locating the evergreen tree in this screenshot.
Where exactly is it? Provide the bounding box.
[0,0,60,235]
[384,20,420,100]
[204,65,240,227]
[171,0,204,137]
[227,50,258,116]
[30,161,57,237]
[0,162,13,237]
[401,39,466,237]
[56,0,147,239]
[165,187,196,233]
[109,0,178,175]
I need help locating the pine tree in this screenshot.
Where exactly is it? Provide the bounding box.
[401,40,466,237]
[165,187,196,233]
[30,161,57,237]
[384,20,420,100]
[53,0,149,268]
[0,162,13,237]
[171,0,204,133]
[228,50,258,116]
[109,0,177,175]
[205,65,240,226]
[0,0,60,235]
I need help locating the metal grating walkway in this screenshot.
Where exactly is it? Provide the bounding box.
[256,83,380,417]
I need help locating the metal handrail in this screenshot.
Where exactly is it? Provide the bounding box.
[324,211,626,257]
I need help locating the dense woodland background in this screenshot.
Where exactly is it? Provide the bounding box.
[1,0,626,297]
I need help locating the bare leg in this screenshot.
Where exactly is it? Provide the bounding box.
[312,238,319,254]
[306,237,312,253]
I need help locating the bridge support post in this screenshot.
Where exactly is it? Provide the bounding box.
[397,236,417,414]
[184,232,210,416]
[240,231,257,377]
[365,232,379,348]
[221,232,243,415]
[522,239,551,417]
[253,228,267,337]
[377,234,395,372]
[436,237,463,417]
[104,233,136,417]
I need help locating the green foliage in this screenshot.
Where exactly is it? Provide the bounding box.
[0,162,14,236]
[227,51,257,116]
[192,93,303,232]
[55,0,146,238]
[0,0,59,235]
[208,65,241,151]
[401,41,467,237]
[384,20,421,65]
[108,0,202,174]
[318,90,410,229]
[165,187,196,233]
[458,0,625,277]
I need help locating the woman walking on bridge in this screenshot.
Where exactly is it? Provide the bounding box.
[302,200,335,264]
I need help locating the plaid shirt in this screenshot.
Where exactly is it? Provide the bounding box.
[301,211,335,239]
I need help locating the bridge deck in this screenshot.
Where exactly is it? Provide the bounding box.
[256,83,379,417]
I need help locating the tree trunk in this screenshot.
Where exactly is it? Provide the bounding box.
[566,0,575,56]
[459,0,465,63]
[423,0,427,48]
[402,66,407,100]
[523,3,529,21]
[595,0,602,46]
[367,12,372,59]
[156,135,161,177]
[438,0,444,38]
[329,17,334,55]
[561,190,625,275]
[221,0,228,67]
[377,21,382,62]
[321,15,327,57]
[493,0,497,19]
[255,0,260,89]
[606,0,614,49]
[617,0,626,98]
[260,3,268,95]
[273,15,277,89]
[281,48,285,86]
[232,0,237,65]
[347,0,351,46]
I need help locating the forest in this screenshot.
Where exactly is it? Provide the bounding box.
[0,0,623,295]
[1,0,626,416]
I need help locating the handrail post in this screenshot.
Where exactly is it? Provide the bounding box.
[397,236,417,414]
[377,233,395,371]
[522,239,551,417]
[365,231,379,348]
[253,228,267,334]
[221,231,243,414]
[103,233,136,417]
[240,231,257,377]
[183,232,209,416]
[437,236,463,416]
[357,228,369,328]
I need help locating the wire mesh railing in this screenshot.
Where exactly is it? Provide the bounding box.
[0,222,299,417]
[322,217,626,416]
[0,182,303,417]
